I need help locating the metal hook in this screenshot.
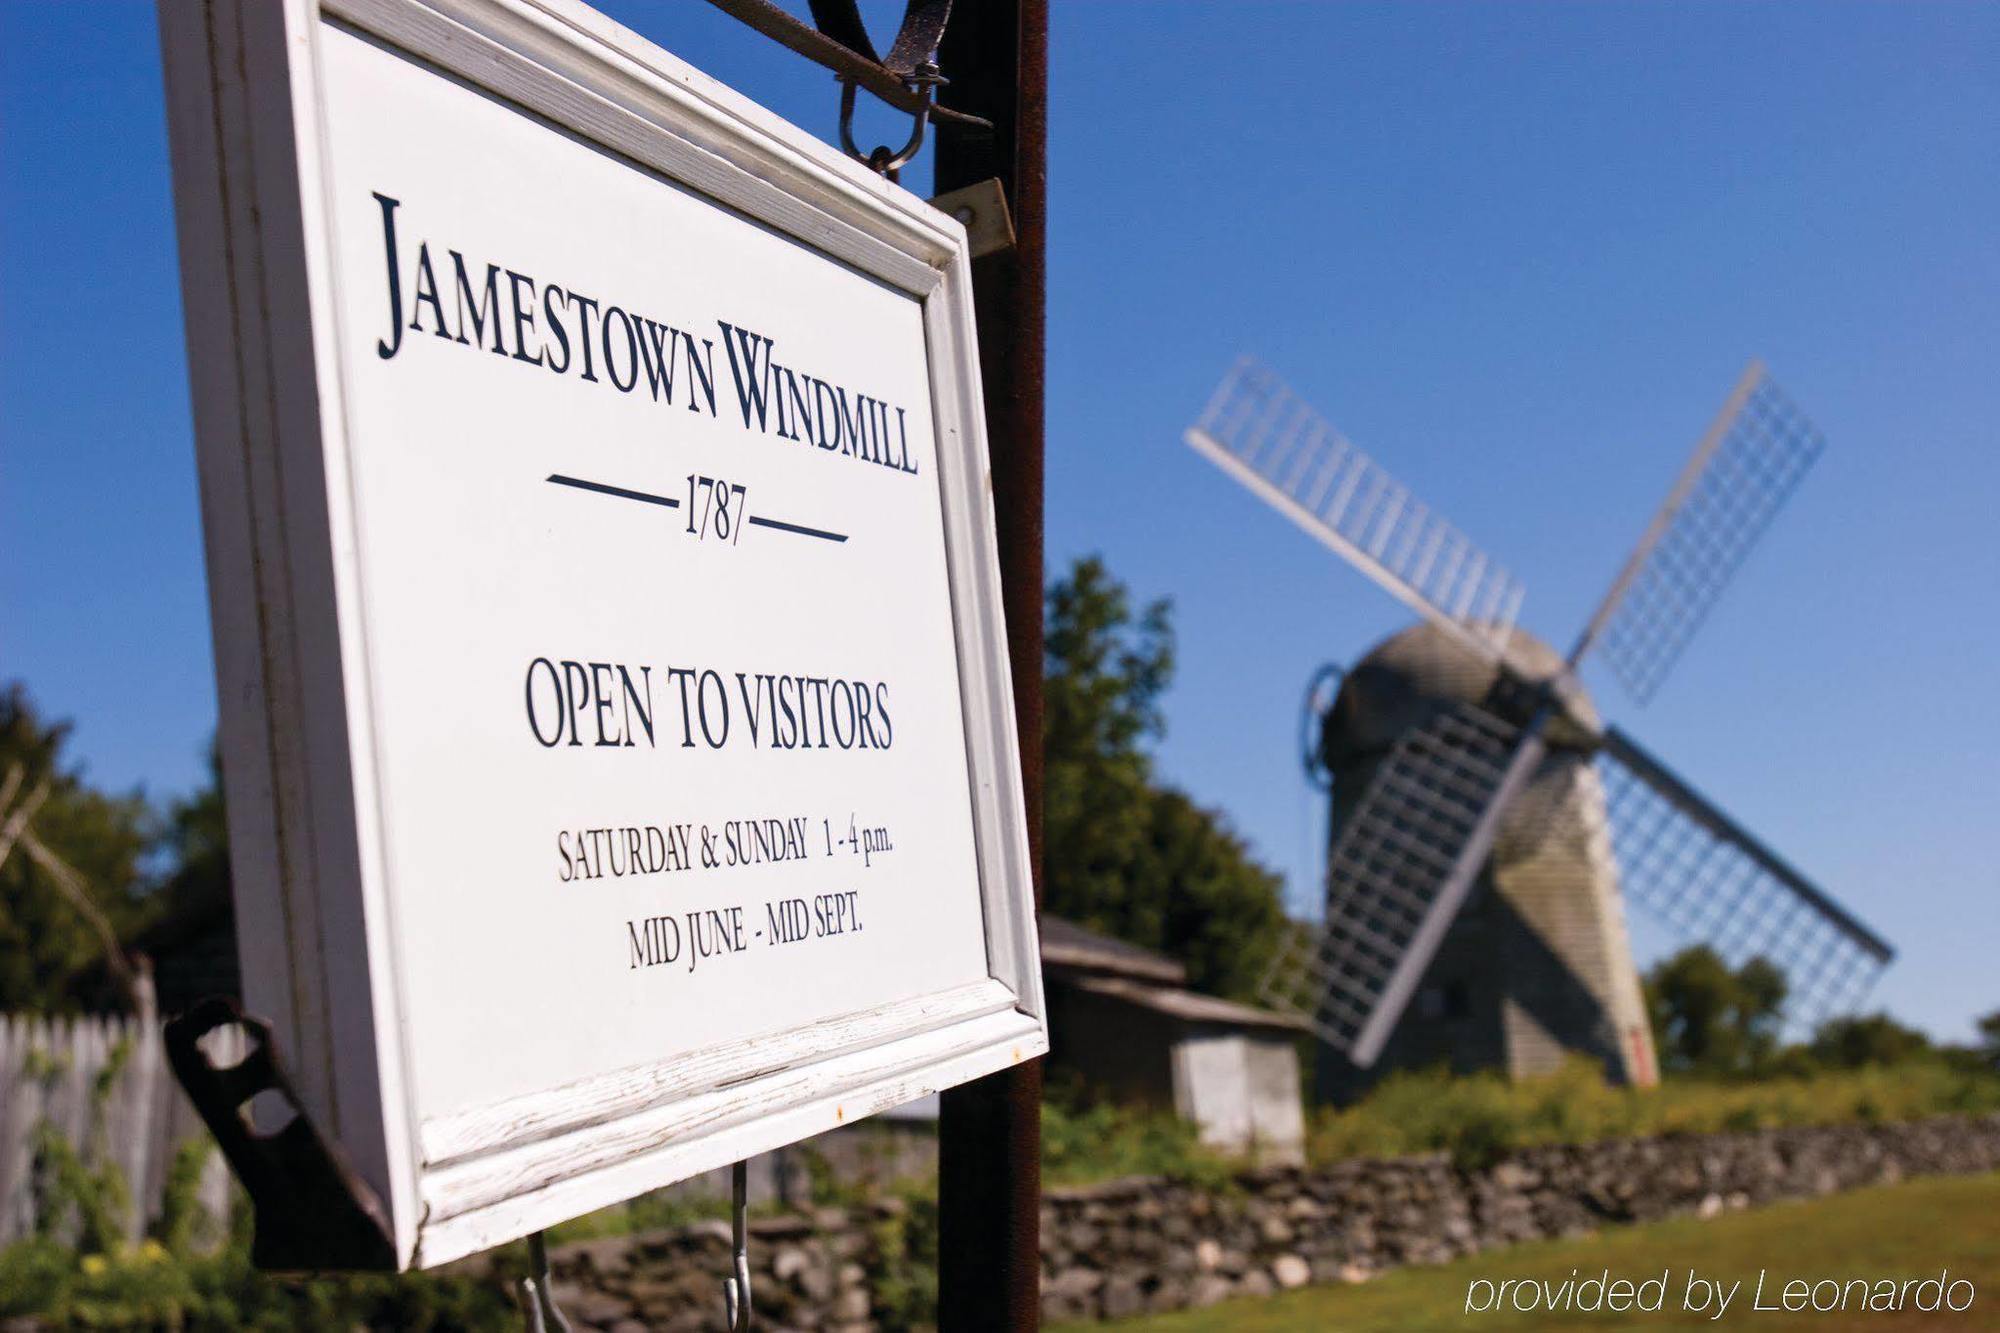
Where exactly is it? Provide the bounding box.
[722,1159,754,1330]
[838,59,945,178]
[519,1230,574,1333]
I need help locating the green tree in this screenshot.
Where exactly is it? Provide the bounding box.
[1977,1010,2000,1070]
[1805,1012,1932,1069]
[1043,557,1283,1000]
[1643,945,1787,1077]
[0,683,157,1012]
[155,740,230,923]
[1043,556,1173,934]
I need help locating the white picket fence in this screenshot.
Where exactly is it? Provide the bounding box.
[0,1012,235,1247]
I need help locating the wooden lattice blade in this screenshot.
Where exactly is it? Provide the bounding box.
[1187,358,1526,668]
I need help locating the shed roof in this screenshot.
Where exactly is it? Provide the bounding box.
[1069,975,1311,1035]
[1039,915,1187,985]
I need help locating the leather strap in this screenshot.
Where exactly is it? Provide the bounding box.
[697,0,986,130]
[807,0,950,78]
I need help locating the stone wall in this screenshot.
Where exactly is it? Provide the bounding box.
[1038,1113,2000,1321]
[531,1204,905,1333]
[527,1113,2000,1330]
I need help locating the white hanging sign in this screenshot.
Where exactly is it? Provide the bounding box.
[161,0,1042,1268]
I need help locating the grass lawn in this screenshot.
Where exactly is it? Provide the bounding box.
[1078,1172,2000,1332]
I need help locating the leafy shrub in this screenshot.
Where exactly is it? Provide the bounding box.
[1044,1057,2000,1184]
[1042,1083,1237,1188]
[868,1185,940,1332]
[0,1225,514,1331]
[151,1138,220,1258]
[1307,1056,2000,1170]
[22,1034,135,1258]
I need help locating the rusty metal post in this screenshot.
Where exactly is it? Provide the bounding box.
[933,0,1046,1327]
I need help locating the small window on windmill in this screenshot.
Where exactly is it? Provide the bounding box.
[1416,981,1472,1022]
[1416,976,1480,1016]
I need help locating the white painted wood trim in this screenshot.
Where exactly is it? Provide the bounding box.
[924,258,1044,1017]
[416,1006,1042,1266]
[159,0,425,1258]
[420,978,1019,1165]
[328,0,952,295]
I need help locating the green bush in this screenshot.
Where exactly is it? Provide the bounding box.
[0,1226,514,1331]
[150,1139,221,1259]
[1042,1085,1237,1188]
[25,1036,135,1258]
[3,1131,509,1333]
[868,1185,940,1332]
[1043,1057,2000,1185]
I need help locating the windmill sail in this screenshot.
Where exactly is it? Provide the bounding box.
[1596,726,1893,1027]
[1258,702,1548,1065]
[1569,363,1827,701]
[1204,354,1892,1074]
[1187,359,1527,667]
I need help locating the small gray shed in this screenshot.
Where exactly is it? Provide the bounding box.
[1041,917,1307,1163]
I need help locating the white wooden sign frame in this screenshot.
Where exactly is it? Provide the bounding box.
[160,0,1043,1269]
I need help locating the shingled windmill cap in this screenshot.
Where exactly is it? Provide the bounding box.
[1326,623,1602,765]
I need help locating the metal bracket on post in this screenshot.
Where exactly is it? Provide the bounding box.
[928,177,1015,260]
[838,60,944,179]
[163,996,397,1272]
[811,0,955,178]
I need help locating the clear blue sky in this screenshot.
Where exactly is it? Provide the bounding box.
[3,3,1994,1040]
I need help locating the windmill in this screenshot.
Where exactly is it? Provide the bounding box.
[1184,358,1893,1094]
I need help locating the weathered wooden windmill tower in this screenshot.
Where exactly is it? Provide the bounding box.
[1186,359,1894,1100]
